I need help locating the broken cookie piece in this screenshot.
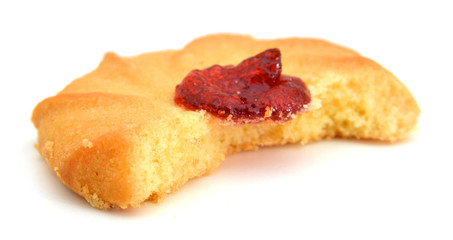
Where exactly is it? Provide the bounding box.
[31,34,420,209]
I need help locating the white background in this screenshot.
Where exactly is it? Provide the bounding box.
[1,0,452,239]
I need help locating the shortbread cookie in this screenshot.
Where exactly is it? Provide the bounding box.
[32,34,420,209]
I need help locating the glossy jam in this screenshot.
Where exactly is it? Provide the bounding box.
[174,48,311,123]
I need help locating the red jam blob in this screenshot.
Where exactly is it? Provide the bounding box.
[174,48,311,123]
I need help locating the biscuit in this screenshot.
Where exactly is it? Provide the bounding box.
[31,34,420,209]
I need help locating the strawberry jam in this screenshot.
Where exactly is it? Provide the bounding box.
[174,48,311,123]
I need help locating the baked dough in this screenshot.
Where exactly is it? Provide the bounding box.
[32,34,420,209]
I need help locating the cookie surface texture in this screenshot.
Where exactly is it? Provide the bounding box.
[32,34,420,209]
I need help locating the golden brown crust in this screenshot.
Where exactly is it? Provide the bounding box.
[32,34,420,209]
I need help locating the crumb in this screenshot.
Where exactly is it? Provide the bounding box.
[264,106,273,118]
[82,139,93,148]
[54,166,61,178]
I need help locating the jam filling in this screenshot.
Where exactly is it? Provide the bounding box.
[174,48,311,123]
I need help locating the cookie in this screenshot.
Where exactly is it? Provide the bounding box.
[31,34,420,209]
